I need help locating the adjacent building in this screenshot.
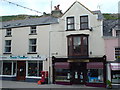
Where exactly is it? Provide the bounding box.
[103,19,120,86]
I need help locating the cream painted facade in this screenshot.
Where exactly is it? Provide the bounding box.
[0,1,105,83]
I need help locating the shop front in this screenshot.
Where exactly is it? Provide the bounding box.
[52,56,106,87]
[0,55,46,82]
[110,63,120,84]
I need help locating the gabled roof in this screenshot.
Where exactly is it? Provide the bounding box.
[63,1,94,16]
[62,1,103,20]
[103,19,120,36]
[1,16,58,29]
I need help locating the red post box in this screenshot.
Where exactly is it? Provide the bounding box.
[41,71,48,84]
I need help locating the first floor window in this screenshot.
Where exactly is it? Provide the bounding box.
[5,40,11,53]
[29,39,37,53]
[115,48,120,59]
[87,69,103,83]
[28,61,43,77]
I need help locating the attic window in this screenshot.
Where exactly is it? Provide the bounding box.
[116,30,120,37]
[30,26,37,35]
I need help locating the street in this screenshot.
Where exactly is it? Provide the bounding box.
[0,80,119,90]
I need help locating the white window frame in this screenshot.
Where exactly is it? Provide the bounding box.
[29,39,37,53]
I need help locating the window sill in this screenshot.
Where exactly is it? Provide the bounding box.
[27,52,37,54]
[3,52,12,54]
[66,29,75,31]
[29,33,37,35]
[5,35,12,37]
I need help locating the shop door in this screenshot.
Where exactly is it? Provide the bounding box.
[72,63,86,84]
[16,61,26,81]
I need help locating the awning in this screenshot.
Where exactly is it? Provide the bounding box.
[110,63,120,70]
[55,62,70,69]
[87,62,103,69]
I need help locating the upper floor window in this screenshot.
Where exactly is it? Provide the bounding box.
[5,40,11,53]
[116,30,120,37]
[30,26,37,35]
[6,28,12,37]
[66,17,75,30]
[29,39,37,53]
[80,16,89,30]
[67,35,88,57]
[115,47,120,59]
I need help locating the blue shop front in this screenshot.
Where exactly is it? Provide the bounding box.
[0,55,47,82]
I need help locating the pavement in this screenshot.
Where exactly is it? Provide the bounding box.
[0,80,119,90]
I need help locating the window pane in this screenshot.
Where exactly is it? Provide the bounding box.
[5,40,11,45]
[81,16,88,22]
[81,23,88,29]
[68,25,74,30]
[111,70,120,83]
[5,47,11,52]
[0,61,2,75]
[55,68,70,82]
[116,31,120,37]
[3,62,12,75]
[39,61,43,76]
[28,61,37,76]
[13,62,16,75]
[29,39,37,52]
[87,69,103,83]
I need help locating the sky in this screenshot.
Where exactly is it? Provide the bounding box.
[0,0,120,16]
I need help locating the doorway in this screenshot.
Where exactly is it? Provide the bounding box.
[16,61,26,81]
[71,62,86,84]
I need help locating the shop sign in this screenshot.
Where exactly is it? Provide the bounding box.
[0,55,46,61]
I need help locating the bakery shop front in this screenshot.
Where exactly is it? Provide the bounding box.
[52,55,107,87]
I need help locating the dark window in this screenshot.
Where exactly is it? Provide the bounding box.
[68,35,88,57]
[115,48,120,59]
[67,17,75,30]
[3,62,12,75]
[29,39,37,52]
[80,16,89,30]
[116,30,120,37]
[6,28,12,36]
[5,40,11,53]
[30,26,37,34]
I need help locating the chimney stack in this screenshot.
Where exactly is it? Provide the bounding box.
[51,5,63,17]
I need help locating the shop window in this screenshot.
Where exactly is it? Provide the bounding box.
[66,17,75,30]
[87,69,103,83]
[13,62,16,75]
[55,68,70,82]
[28,61,43,77]
[0,61,2,75]
[3,61,12,75]
[67,35,88,57]
[111,70,120,83]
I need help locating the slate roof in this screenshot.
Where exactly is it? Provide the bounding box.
[1,16,58,29]
[103,19,120,36]
[92,10,104,20]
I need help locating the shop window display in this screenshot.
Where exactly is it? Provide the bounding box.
[3,62,12,75]
[111,70,120,83]
[87,69,103,83]
[28,61,42,77]
[55,68,70,82]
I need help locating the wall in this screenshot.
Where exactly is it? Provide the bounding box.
[104,37,118,61]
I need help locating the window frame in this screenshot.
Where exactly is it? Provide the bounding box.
[116,30,120,37]
[67,34,89,57]
[29,38,37,53]
[115,47,120,59]
[80,15,89,30]
[4,40,12,53]
[66,17,75,30]
[30,26,37,35]
[6,28,12,37]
